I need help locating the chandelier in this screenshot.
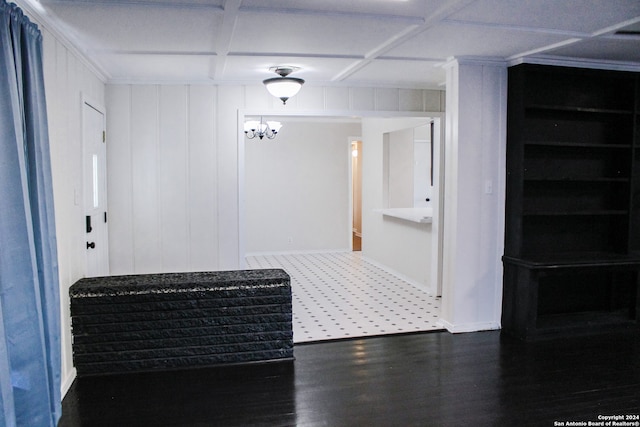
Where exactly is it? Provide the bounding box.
[244,117,282,140]
[263,66,305,105]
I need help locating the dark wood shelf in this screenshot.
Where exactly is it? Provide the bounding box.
[523,177,629,183]
[526,104,634,115]
[503,253,640,270]
[524,141,631,149]
[502,64,640,340]
[522,210,628,217]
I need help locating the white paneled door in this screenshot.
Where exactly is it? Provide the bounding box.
[83,100,109,277]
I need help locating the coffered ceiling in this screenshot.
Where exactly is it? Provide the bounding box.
[20,0,640,87]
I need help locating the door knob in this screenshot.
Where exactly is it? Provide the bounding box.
[86,242,95,249]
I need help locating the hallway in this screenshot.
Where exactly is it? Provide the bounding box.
[246,252,442,343]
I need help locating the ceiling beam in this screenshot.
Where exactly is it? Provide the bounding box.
[331,24,424,82]
[211,0,242,81]
[227,52,363,60]
[331,0,478,82]
[441,19,590,38]
[237,5,425,26]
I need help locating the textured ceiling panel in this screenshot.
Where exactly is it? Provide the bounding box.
[99,54,215,82]
[28,0,640,86]
[45,3,222,53]
[545,37,640,63]
[447,0,640,34]
[231,11,413,57]
[348,58,446,88]
[238,0,434,18]
[386,23,570,60]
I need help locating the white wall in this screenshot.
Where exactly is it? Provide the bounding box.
[439,58,507,333]
[387,127,415,208]
[40,27,106,394]
[362,117,439,291]
[245,121,360,254]
[106,84,445,273]
[106,85,218,274]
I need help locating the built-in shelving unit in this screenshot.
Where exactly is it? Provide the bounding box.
[502,64,640,340]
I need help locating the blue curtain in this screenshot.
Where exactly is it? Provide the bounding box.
[0,1,61,426]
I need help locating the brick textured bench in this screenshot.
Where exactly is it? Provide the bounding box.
[69,269,293,376]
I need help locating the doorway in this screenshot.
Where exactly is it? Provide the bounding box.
[83,99,109,277]
[351,139,362,251]
[239,111,445,342]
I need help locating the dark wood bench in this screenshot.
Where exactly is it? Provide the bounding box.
[70,269,293,376]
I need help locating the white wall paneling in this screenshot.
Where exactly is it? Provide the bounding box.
[107,85,220,274]
[216,86,244,269]
[130,85,162,273]
[158,86,189,271]
[105,86,134,274]
[187,86,218,271]
[439,58,507,333]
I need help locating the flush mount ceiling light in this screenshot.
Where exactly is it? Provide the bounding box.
[263,66,305,105]
[244,116,282,140]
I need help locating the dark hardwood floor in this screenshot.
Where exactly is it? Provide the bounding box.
[59,330,640,426]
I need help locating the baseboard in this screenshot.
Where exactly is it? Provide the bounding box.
[360,255,434,295]
[437,318,501,334]
[61,367,76,398]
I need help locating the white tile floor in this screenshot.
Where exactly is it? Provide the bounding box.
[246,252,443,343]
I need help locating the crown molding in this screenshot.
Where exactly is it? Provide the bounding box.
[510,54,640,73]
[441,56,508,69]
[440,54,640,74]
[13,0,110,83]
